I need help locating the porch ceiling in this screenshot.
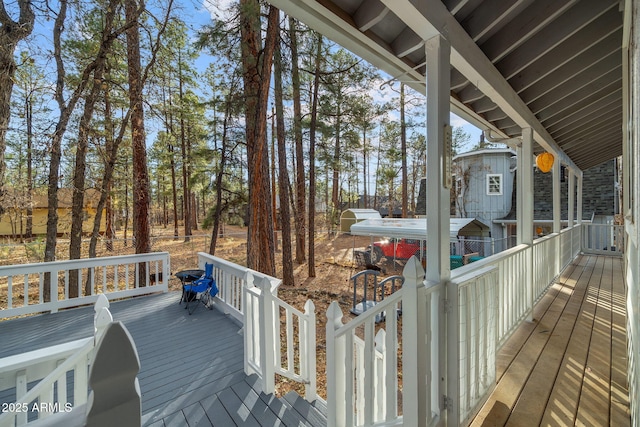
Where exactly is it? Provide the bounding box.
[268,0,624,172]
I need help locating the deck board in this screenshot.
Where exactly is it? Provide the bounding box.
[0,291,324,426]
[472,254,630,426]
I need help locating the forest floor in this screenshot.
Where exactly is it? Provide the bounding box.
[0,223,407,400]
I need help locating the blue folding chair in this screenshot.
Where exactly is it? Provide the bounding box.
[183,263,218,315]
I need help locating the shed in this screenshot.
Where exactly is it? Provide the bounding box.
[340,209,382,233]
[349,217,490,239]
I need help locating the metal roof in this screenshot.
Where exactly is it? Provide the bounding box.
[267,0,624,172]
[350,217,491,239]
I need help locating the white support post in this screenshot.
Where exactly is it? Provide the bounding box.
[568,169,575,228]
[577,172,583,224]
[257,277,275,395]
[402,258,427,427]
[552,159,562,233]
[326,302,346,427]
[424,34,451,427]
[520,128,534,321]
[303,300,317,401]
[425,35,451,285]
[552,158,562,277]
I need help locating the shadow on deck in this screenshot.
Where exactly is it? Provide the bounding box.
[0,292,326,427]
[471,254,630,426]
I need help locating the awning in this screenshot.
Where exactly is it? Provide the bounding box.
[350,218,490,240]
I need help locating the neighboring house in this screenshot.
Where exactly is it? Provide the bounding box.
[416,149,619,253]
[450,148,517,252]
[0,188,107,237]
[415,148,516,253]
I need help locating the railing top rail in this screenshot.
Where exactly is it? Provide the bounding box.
[198,252,282,290]
[332,289,404,337]
[0,252,170,274]
[0,337,92,372]
[449,265,497,286]
[272,296,309,319]
[451,243,528,279]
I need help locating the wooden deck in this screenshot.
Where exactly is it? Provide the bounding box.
[471,254,630,426]
[0,291,326,427]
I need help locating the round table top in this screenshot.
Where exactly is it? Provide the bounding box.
[175,269,205,282]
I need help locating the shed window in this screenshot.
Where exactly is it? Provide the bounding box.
[487,174,502,195]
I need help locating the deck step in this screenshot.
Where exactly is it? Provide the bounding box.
[279,391,327,427]
[239,374,327,426]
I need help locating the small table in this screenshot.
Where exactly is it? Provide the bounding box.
[176,269,204,305]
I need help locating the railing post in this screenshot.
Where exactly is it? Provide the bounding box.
[242,272,255,377]
[303,299,317,401]
[257,277,275,395]
[49,270,59,313]
[326,301,345,427]
[94,294,112,344]
[16,369,27,425]
[402,257,427,427]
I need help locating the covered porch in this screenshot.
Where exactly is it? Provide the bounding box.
[0,245,627,426]
[2,0,640,425]
[263,0,640,426]
[473,254,628,426]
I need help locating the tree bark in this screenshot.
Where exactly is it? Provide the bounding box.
[401,83,408,217]
[125,0,151,286]
[239,1,278,275]
[178,50,191,241]
[274,29,294,286]
[289,17,306,264]
[308,33,323,278]
[0,0,34,215]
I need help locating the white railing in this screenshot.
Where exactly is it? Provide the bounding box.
[326,291,404,427]
[447,266,498,426]
[582,223,625,255]
[453,244,530,347]
[195,253,317,401]
[197,252,280,323]
[625,218,639,427]
[0,252,170,319]
[0,295,113,427]
[325,258,434,427]
[244,276,317,400]
[451,225,582,350]
[532,234,558,301]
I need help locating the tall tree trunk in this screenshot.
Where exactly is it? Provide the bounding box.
[274,29,294,286]
[70,3,119,297]
[289,17,306,264]
[400,83,408,217]
[239,1,278,275]
[44,0,74,300]
[25,89,33,238]
[308,33,323,278]
[208,79,240,254]
[167,85,179,239]
[178,51,191,241]
[208,89,233,255]
[125,0,151,286]
[270,109,278,251]
[0,0,34,215]
[362,127,368,209]
[331,109,341,229]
